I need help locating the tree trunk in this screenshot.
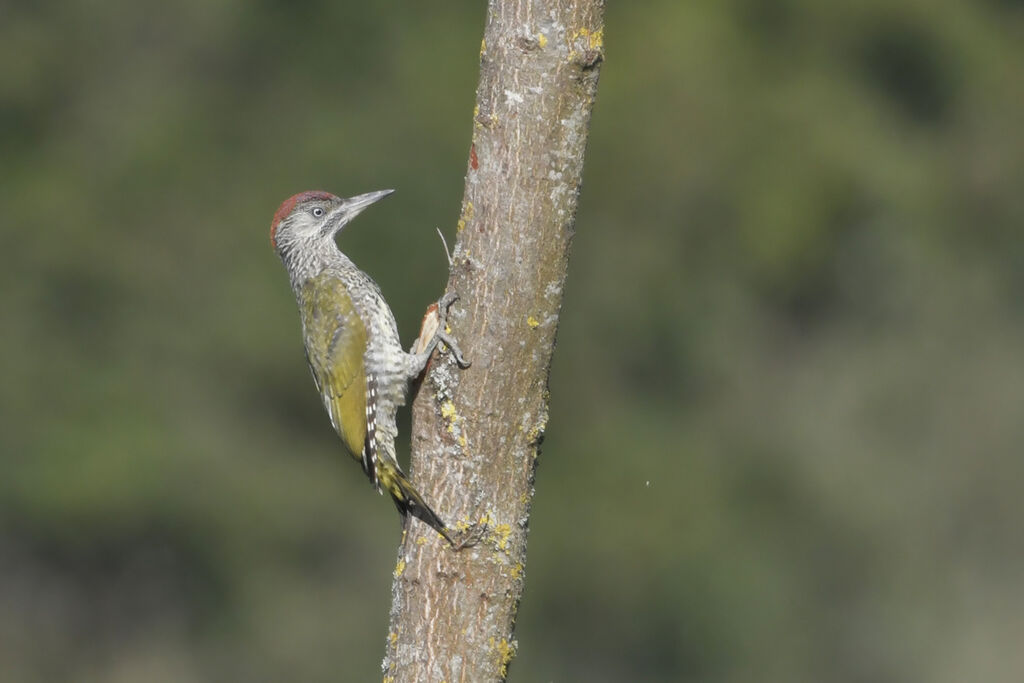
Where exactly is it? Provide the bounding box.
[383,1,604,680]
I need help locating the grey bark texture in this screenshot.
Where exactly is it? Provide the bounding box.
[383,1,604,681]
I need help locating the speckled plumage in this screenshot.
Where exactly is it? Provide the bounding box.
[270,189,452,542]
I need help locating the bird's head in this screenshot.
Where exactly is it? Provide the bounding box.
[270,189,394,253]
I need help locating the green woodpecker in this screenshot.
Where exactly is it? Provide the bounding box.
[269,189,469,544]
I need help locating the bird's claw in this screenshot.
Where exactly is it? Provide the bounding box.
[436,292,471,368]
[437,330,471,368]
[438,291,460,312]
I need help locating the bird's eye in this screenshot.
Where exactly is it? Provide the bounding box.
[311,207,325,218]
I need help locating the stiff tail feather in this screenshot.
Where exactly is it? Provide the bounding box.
[377,460,453,545]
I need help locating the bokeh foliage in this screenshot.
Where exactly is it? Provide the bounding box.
[2,1,1022,681]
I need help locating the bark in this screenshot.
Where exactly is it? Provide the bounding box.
[383,1,604,681]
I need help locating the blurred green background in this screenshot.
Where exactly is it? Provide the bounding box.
[2,1,1023,681]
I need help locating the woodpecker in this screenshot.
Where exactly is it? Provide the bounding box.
[269,189,469,544]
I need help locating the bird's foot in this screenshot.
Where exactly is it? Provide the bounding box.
[436,330,470,368]
[435,292,471,368]
[410,293,471,369]
[437,291,459,312]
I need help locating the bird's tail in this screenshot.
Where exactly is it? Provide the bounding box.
[376,459,454,546]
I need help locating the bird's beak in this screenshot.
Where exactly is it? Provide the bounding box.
[329,189,394,235]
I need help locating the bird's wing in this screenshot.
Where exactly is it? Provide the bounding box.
[301,274,368,465]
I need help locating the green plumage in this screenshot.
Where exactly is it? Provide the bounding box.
[300,274,367,462]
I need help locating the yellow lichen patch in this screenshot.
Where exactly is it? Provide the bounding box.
[510,563,523,580]
[479,510,495,527]
[388,631,398,645]
[440,400,458,434]
[571,27,604,49]
[457,200,475,233]
[457,434,467,448]
[384,677,395,683]
[394,558,406,577]
[489,637,516,678]
[480,38,486,57]
[492,523,513,550]
[527,315,540,329]
[568,26,604,62]
[415,535,428,546]
[454,518,471,533]
[538,32,548,48]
